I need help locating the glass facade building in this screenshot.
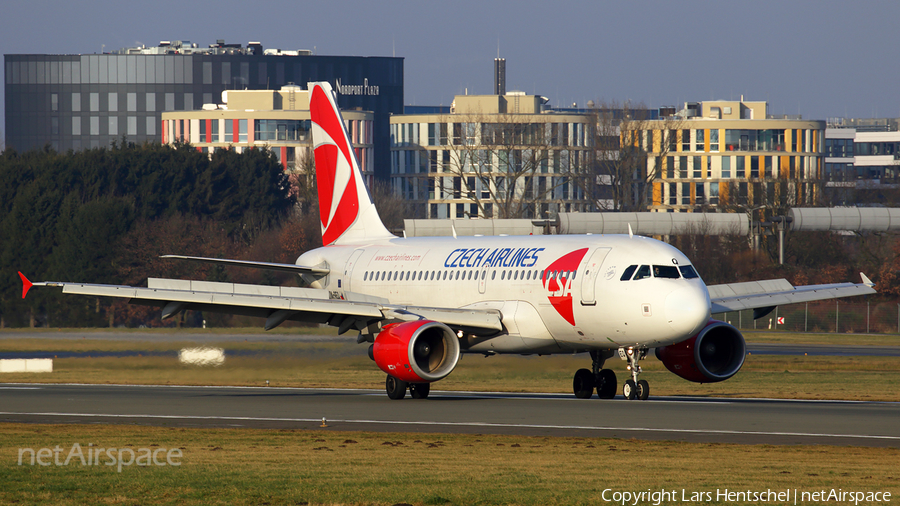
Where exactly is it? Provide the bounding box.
[4,41,403,180]
[641,100,825,212]
[161,87,375,187]
[391,93,594,219]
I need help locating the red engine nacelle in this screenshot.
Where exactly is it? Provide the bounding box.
[655,320,746,383]
[371,320,460,383]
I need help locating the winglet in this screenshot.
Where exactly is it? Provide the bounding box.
[860,272,875,287]
[628,223,634,238]
[18,271,33,299]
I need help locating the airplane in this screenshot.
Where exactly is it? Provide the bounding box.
[19,81,877,401]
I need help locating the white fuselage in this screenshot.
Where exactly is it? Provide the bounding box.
[297,234,711,355]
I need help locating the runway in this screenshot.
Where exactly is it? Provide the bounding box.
[1,383,898,448]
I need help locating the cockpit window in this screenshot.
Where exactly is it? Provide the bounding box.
[653,265,680,279]
[633,265,651,280]
[679,265,699,279]
[620,265,638,281]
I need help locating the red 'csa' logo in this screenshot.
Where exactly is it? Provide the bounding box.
[542,248,588,326]
[310,85,359,246]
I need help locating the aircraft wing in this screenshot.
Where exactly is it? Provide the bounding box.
[160,255,330,275]
[19,274,502,336]
[707,273,876,316]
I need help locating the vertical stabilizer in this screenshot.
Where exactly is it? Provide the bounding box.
[308,82,394,246]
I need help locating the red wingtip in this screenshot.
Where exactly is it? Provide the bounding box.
[18,271,33,299]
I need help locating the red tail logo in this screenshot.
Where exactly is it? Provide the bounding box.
[542,248,588,326]
[310,85,359,246]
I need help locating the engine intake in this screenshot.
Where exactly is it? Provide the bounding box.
[371,320,460,383]
[655,320,746,383]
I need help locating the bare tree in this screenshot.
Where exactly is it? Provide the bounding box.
[289,147,317,215]
[370,179,413,232]
[437,113,592,219]
[580,101,683,212]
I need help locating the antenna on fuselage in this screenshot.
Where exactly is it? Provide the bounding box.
[628,223,634,238]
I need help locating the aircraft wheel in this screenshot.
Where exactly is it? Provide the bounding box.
[573,368,595,399]
[386,375,408,400]
[636,379,650,401]
[596,369,617,399]
[623,379,637,400]
[410,383,430,399]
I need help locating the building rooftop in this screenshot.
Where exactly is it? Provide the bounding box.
[113,40,312,57]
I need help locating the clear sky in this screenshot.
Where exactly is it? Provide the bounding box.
[3,0,899,140]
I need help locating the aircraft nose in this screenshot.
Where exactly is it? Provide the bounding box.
[665,284,711,338]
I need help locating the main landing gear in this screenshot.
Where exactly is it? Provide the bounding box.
[385,375,431,400]
[572,348,650,400]
[572,350,618,399]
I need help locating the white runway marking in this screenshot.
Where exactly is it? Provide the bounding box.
[1,411,897,442]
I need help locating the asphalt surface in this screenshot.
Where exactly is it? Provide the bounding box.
[1,383,898,448]
[745,343,900,356]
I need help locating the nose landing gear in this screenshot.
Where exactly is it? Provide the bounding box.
[619,347,649,400]
[572,350,617,399]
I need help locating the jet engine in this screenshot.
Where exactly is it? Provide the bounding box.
[655,320,746,383]
[370,320,460,383]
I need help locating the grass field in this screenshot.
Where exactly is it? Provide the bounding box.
[0,423,897,506]
[1,329,899,401]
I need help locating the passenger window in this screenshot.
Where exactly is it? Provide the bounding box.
[653,265,680,279]
[501,271,506,280]
[364,272,368,281]
[482,271,487,280]
[679,265,699,279]
[633,265,651,280]
[539,270,545,280]
[620,265,637,281]
[491,270,496,280]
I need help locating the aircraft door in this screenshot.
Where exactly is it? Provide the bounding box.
[579,247,610,306]
[342,249,365,293]
[478,263,490,294]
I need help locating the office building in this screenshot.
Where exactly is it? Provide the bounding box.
[638,100,825,212]
[160,85,375,185]
[390,91,595,219]
[4,40,402,179]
